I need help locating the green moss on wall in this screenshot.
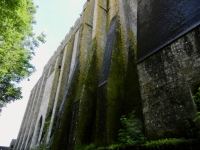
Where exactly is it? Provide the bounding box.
[47,35,76,146]
[79,0,95,72]
[50,63,80,150]
[54,34,75,118]
[75,38,97,100]
[75,38,98,147]
[123,30,144,131]
[51,36,79,150]
[95,83,107,146]
[106,18,126,143]
[71,138,200,150]
[39,115,52,147]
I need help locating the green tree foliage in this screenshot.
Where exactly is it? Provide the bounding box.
[118,111,146,147]
[0,0,45,112]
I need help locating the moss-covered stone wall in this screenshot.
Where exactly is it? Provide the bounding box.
[46,36,75,144]
[75,39,98,147]
[50,61,80,150]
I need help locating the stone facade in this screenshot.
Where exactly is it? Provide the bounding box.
[14,0,200,150]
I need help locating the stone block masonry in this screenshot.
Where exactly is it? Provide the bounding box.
[137,27,200,139]
[13,0,200,150]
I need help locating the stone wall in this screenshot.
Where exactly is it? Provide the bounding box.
[137,26,200,139]
[13,0,200,150]
[13,3,84,150]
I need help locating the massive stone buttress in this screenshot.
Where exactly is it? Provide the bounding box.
[14,0,200,149]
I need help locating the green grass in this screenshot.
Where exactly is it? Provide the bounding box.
[146,138,196,149]
[75,143,95,150]
[73,138,198,150]
[75,143,122,150]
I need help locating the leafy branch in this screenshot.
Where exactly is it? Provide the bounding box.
[118,110,146,147]
[0,0,46,112]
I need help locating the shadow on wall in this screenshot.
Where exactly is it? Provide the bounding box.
[35,116,43,146]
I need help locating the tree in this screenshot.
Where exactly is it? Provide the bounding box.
[0,0,45,112]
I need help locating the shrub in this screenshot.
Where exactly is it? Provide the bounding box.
[184,119,195,138]
[118,110,146,147]
[192,87,200,111]
[145,138,194,149]
[75,143,95,150]
[193,88,200,139]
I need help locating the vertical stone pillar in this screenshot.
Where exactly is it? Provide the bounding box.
[30,54,61,148]
[14,86,37,150]
[57,28,82,148]
[96,14,129,146]
[27,69,48,148]
[92,0,108,71]
[46,54,62,115]
[68,30,80,81]
[108,0,119,29]
[47,65,52,77]
[78,0,95,72]
[20,81,41,150]
[46,39,74,144]
[126,0,137,37]
[24,72,48,150]
[72,0,108,147]
[62,0,98,148]
[50,34,80,150]
[13,91,34,150]
[42,55,61,142]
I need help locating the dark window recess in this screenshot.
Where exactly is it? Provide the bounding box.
[137,0,200,62]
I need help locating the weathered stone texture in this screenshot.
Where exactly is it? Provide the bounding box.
[36,56,61,146]
[24,74,46,149]
[137,26,200,139]
[14,86,37,150]
[13,0,200,149]
[31,71,55,146]
[69,30,80,81]
[79,0,95,71]
[46,42,73,144]
[22,80,41,150]
[92,0,107,71]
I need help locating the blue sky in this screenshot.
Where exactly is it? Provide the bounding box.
[0,0,86,146]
